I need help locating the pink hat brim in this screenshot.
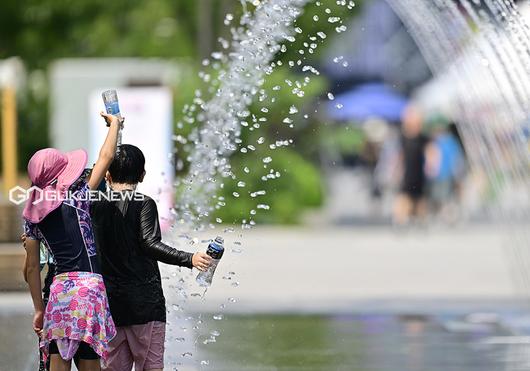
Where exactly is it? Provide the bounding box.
[23,149,88,223]
[57,149,88,192]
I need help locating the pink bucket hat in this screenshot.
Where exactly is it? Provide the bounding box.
[23,148,88,223]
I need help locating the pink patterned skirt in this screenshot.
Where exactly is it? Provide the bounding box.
[41,271,116,362]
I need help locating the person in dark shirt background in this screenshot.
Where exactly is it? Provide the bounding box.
[393,105,429,226]
[90,144,211,371]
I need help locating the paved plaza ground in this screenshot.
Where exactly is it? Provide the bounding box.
[2,224,526,370]
[169,224,519,313]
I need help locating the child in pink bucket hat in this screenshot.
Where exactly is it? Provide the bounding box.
[23,112,121,371]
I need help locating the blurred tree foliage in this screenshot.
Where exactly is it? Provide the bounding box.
[0,0,361,223]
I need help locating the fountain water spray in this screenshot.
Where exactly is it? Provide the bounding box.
[164,1,319,367]
[386,0,530,299]
[175,0,310,229]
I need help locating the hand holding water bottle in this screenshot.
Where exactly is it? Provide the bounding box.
[192,252,212,272]
[196,236,225,287]
[99,112,123,128]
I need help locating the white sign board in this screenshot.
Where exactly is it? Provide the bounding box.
[89,87,174,229]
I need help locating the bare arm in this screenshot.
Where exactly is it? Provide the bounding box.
[21,234,28,282]
[88,112,121,190]
[22,254,28,283]
[25,239,45,334]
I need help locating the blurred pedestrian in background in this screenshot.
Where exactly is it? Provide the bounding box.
[425,117,466,223]
[361,118,390,201]
[393,105,429,226]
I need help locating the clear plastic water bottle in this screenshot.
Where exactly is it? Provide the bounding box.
[196,236,224,287]
[102,89,123,151]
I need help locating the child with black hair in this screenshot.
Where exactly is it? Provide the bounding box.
[90,144,211,371]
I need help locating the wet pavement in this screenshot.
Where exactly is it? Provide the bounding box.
[192,312,530,371]
[4,295,530,370]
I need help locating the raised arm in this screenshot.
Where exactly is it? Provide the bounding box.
[139,198,210,270]
[88,112,121,190]
[25,238,45,335]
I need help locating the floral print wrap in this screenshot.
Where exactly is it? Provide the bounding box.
[41,271,116,361]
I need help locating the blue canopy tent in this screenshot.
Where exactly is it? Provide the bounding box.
[327,83,408,123]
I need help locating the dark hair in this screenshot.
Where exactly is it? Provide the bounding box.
[108,144,145,184]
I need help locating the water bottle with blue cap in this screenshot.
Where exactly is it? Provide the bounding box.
[102,89,123,152]
[196,236,224,287]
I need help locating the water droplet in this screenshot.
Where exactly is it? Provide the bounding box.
[327,92,335,100]
[182,352,193,357]
[213,314,224,320]
[289,105,298,114]
[224,13,233,26]
[313,15,319,21]
[210,330,221,337]
[211,52,224,60]
[250,190,266,197]
[176,337,185,342]
[201,360,210,365]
